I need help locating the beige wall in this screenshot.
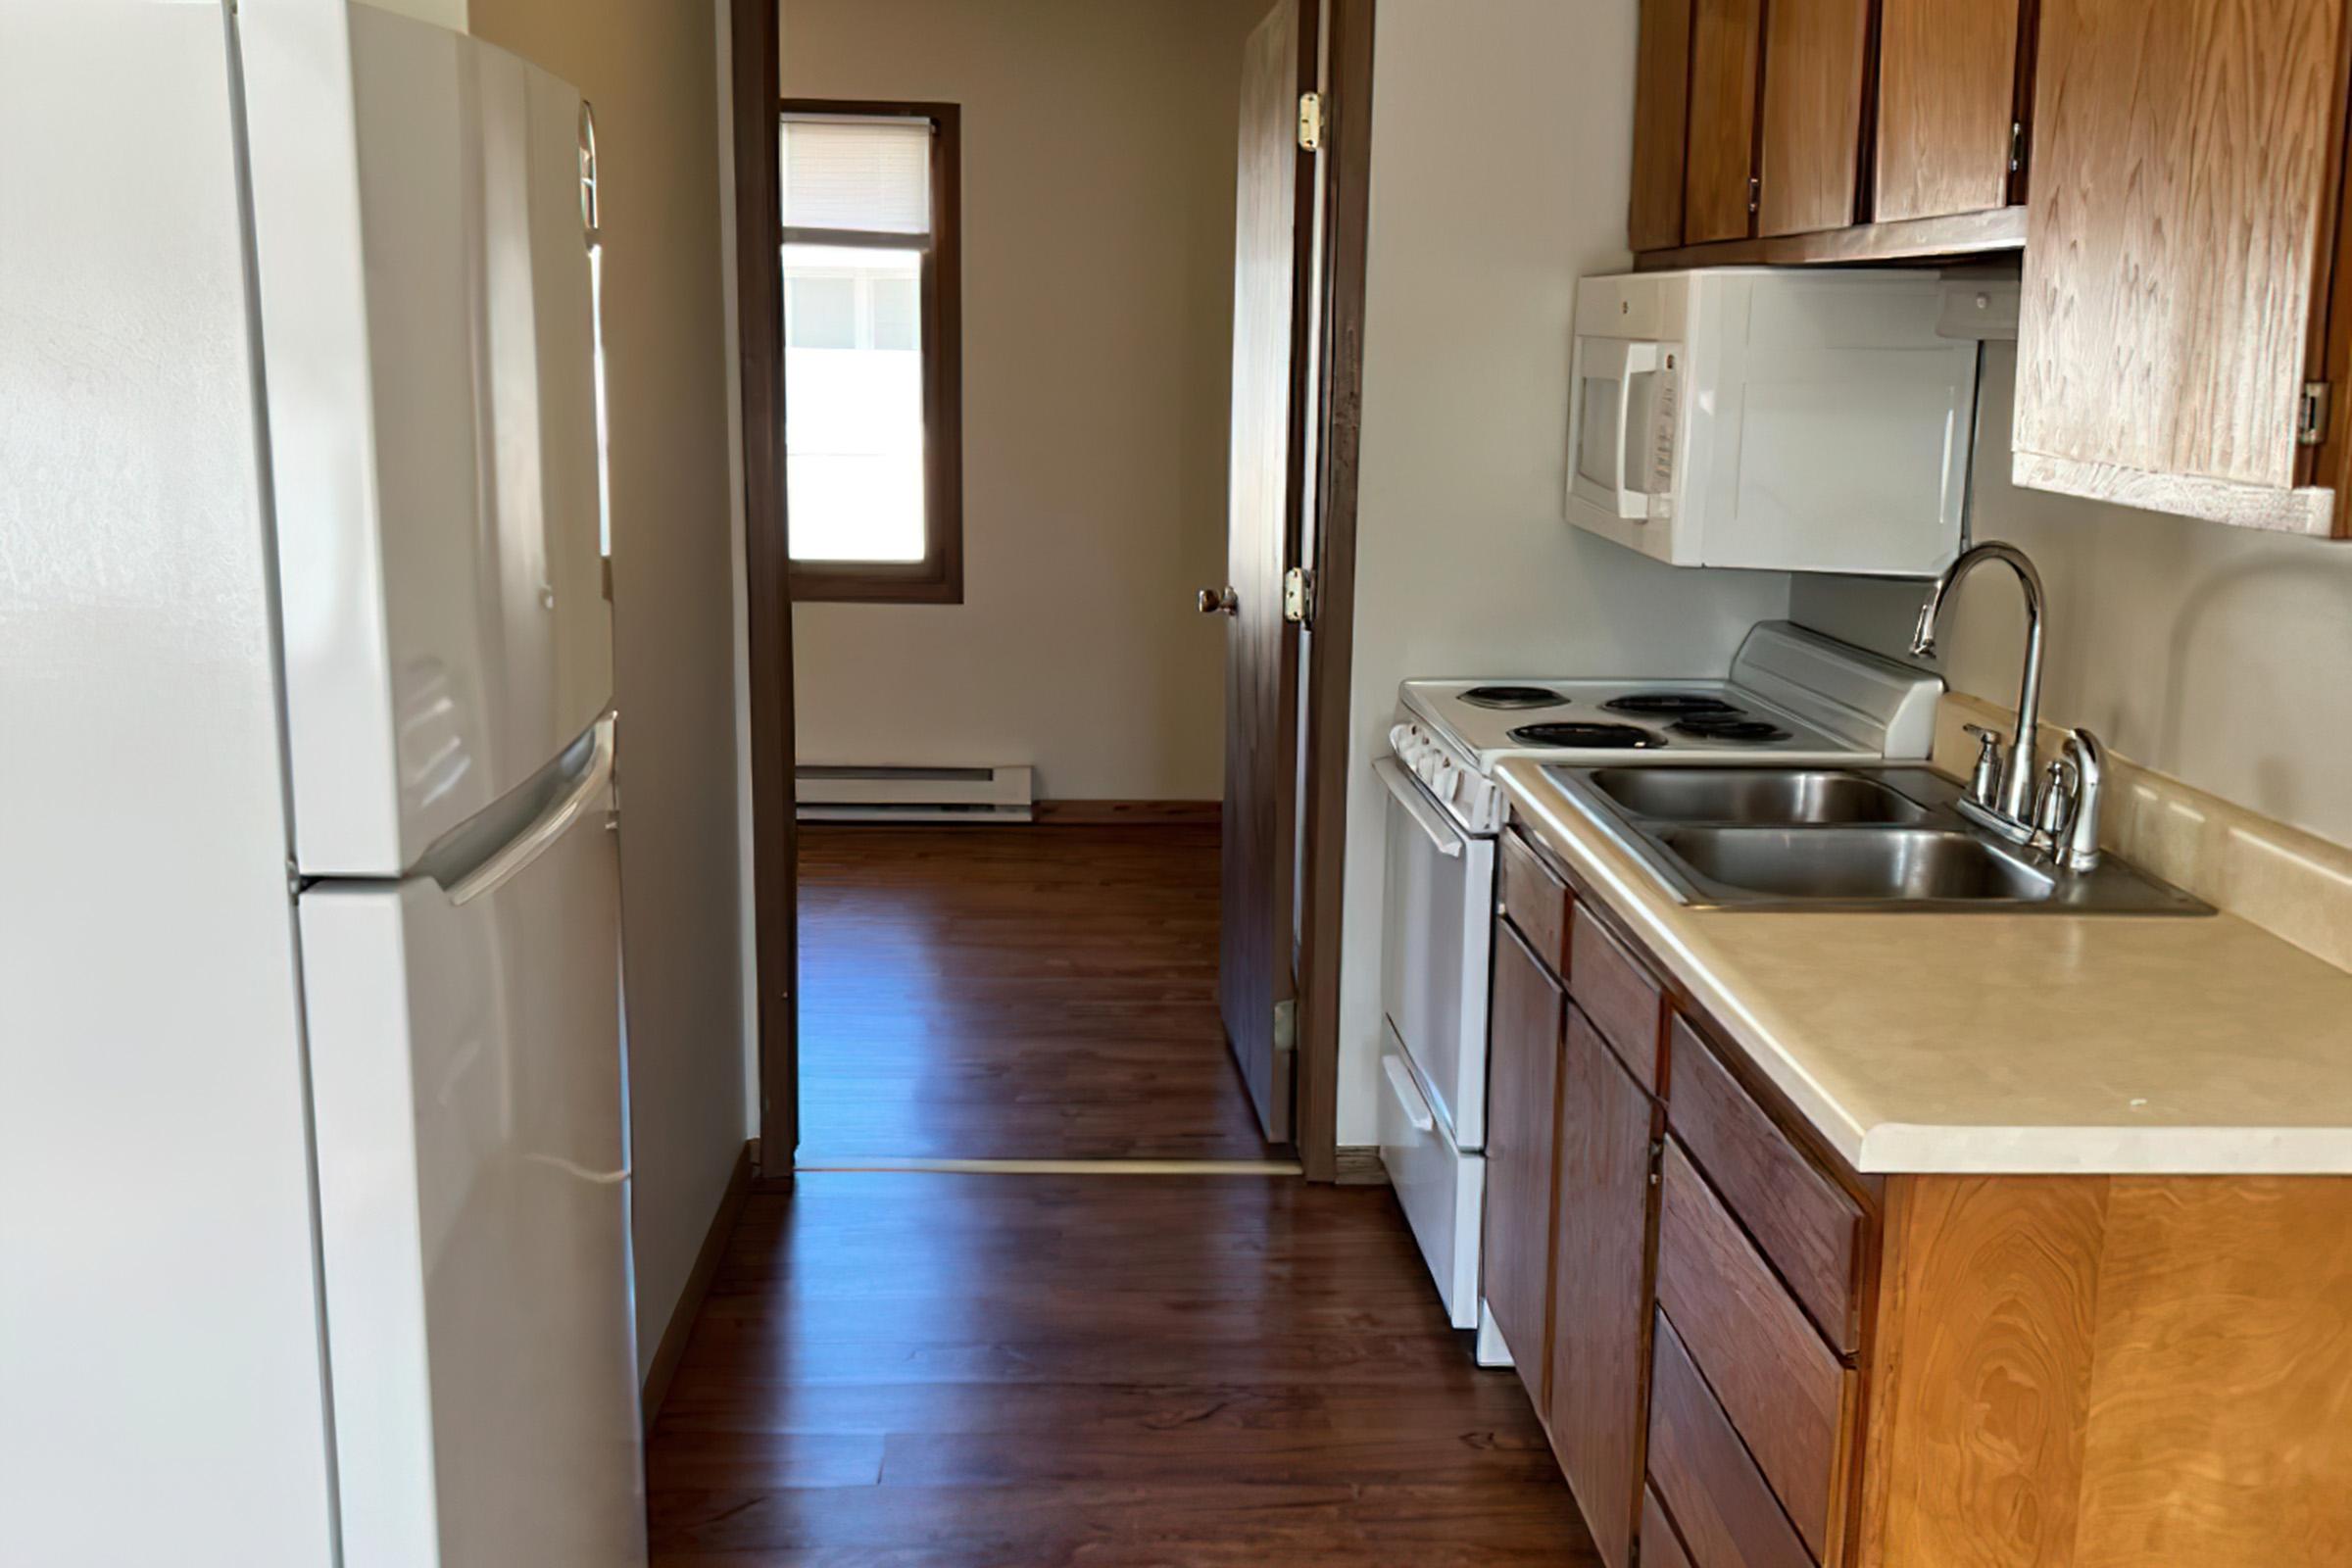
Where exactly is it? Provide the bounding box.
[1332,0,1790,1144]
[780,0,1266,800]
[466,0,747,1378]
[1791,339,2352,853]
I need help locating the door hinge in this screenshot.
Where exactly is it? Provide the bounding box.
[1297,92,1324,152]
[2009,121,2025,173]
[1747,174,1761,214]
[1273,996,1298,1053]
[1283,565,1316,625]
[2300,380,2331,446]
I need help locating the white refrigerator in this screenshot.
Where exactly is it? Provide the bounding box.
[2,4,646,1565]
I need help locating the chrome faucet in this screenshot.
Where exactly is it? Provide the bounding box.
[1911,542,2046,840]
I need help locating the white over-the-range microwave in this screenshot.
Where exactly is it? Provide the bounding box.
[1566,267,2013,575]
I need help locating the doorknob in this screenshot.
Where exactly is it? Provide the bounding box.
[1197,586,1240,615]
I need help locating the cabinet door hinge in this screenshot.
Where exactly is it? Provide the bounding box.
[1273,996,1298,1053]
[1283,565,1316,625]
[1746,174,1761,214]
[2300,381,2331,446]
[2009,121,2025,173]
[1297,92,1324,152]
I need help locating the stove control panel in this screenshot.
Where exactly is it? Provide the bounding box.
[1388,721,1503,835]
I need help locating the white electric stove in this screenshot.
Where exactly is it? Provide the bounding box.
[1374,622,1941,1353]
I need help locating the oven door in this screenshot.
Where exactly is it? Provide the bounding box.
[1377,758,1494,1152]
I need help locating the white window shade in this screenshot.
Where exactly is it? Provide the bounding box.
[781,119,931,234]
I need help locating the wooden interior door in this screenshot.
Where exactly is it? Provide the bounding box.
[1547,1006,1664,1568]
[1874,0,2028,222]
[1213,0,1317,1146]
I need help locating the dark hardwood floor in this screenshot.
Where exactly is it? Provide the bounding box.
[647,1172,1597,1566]
[796,824,1275,1162]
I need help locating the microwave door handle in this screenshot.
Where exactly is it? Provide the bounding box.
[1616,341,1664,517]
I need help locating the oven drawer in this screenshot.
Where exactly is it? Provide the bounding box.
[1378,759,1494,1151]
[1378,1031,1483,1328]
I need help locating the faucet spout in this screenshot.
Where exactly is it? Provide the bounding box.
[1913,542,2046,824]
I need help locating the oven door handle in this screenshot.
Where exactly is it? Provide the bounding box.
[1376,759,1464,858]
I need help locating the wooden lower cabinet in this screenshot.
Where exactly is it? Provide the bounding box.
[1544,1005,1659,1568]
[1481,919,1563,1391]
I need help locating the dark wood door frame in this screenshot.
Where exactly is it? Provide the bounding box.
[729,0,799,1175]
[1294,0,1374,1183]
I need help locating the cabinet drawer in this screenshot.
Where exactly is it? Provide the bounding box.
[1647,1310,1814,1568]
[1497,828,1570,977]
[1656,1140,1854,1563]
[1668,1016,1864,1350]
[1569,905,1665,1093]
[1642,1486,1698,1568]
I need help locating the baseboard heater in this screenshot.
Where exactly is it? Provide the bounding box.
[795,763,1035,823]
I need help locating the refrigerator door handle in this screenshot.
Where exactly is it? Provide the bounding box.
[425,713,616,906]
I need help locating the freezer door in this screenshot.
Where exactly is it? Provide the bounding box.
[300,716,644,1568]
[245,6,611,875]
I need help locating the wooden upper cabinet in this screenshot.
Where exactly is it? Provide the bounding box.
[1630,0,1695,251]
[1683,0,1762,245]
[2014,0,2352,534]
[1755,0,1870,237]
[1874,0,2028,222]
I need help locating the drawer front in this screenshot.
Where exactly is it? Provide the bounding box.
[1647,1311,1815,1568]
[1378,1032,1484,1329]
[1668,1015,1864,1350]
[1498,827,1571,976]
[1569,904,1665,1093]
[1656,1140,1853,1562]
[1642,1486,1698,1568]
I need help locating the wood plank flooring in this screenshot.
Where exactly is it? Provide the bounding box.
[646,1172,1599,1566]
[796,825,1275,1161]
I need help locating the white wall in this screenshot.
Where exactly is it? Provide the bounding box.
[466,0,749,1376]
[780,0,1266,801]
[1333,0,1791,1143]
[1,11,338,1560]
[1792,340,2352,853]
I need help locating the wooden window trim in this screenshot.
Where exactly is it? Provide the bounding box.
[780,97,964,605]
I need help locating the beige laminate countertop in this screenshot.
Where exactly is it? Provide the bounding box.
[1497,757,2352,1176]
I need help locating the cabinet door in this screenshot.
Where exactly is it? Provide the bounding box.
[1683,0,1761,245]
[1630,0,1694,251]
[1482,920,1564,1400]
[1546,1005,1660,1568]
[2016,0,2348,523]
[1755,0,1870,237]
[1874,0,2027,222]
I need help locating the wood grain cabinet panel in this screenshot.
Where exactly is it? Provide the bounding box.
[1667,1016,1864,1351]
[1684,0,1762,244]
[1546,1005,1662,1568]
[1655,1141,1855,1562]
[1642,1487,1698,1568]
[1874,0,2026,221]
[1630,0,1695,250]
[1755,0,1870,237]
[1497,828,1570,979]
[1568,906,1665,1094]
[2014,0,2350,528]
[1646,1311,1815,1568]
[1481,920,1563,1399]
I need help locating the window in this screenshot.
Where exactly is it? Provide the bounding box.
[781,102,963,603]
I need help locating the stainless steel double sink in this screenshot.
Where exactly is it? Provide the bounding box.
[1544,765,2210,913]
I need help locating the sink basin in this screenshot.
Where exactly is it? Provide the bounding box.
[1540,763,2211,914]
[1655,827,2056,904]
[1584,767,1930,826]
